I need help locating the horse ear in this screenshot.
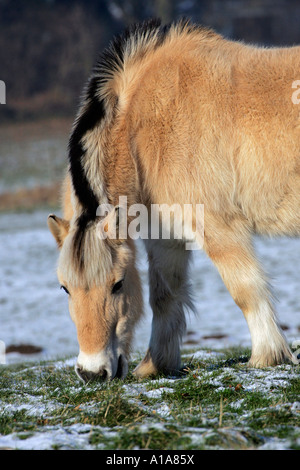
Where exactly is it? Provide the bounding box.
[47,214,70,249]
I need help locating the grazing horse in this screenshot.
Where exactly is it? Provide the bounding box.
[48,19,300,382]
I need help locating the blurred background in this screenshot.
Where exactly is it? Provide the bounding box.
[2,0,300,125]
[2,0,300,207]
[0,0,300,363]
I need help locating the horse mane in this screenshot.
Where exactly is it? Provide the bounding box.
[67,18,215,274]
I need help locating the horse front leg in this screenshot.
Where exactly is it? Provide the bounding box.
[134,239,193,378]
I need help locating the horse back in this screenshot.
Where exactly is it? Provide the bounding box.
[122,34,300,234]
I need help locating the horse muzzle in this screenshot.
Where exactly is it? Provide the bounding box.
[75,350,128,383]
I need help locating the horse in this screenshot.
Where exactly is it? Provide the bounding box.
[48,19,300,382]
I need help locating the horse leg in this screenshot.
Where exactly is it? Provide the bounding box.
[204,214,293,367]
[134,239,193,378]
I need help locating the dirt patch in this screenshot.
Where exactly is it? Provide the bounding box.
[5,344,43,354]
[202,334,228,340]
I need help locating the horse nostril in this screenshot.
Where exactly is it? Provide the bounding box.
[75,365,94,383]
[75,365,108,383]
[99,368,107,380]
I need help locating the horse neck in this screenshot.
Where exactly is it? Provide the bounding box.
[101,121,140,209]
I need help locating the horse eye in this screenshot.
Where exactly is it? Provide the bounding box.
[60,285,70,295]
[112,279,124,294]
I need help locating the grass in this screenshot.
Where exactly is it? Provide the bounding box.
[0,347,299,450]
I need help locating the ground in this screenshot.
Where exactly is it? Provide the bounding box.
[0,348,299,450]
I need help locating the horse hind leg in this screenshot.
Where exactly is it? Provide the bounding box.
[204,214,293,367]
[134,239,194,378]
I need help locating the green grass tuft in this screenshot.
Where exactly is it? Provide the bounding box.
[0,347,299,450]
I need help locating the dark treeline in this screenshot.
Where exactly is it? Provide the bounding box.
[1,0,300,122]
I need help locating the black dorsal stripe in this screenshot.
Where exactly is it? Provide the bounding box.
[67,18,187,271]
[68,98,105,216]
[68,17,176,216]
[68,19,168,226]
[68,94,106,270]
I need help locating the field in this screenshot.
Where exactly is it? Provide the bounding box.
[0,348,299,450]
[0,119,299,450]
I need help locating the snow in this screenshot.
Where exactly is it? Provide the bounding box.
[0,423,94,450]
[0,354,299,450]
[196,363,298,394]
[0,211,77,362]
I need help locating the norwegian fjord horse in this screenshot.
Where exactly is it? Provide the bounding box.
[48,19,300,382]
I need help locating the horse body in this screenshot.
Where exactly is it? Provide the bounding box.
[48,20,300,382]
